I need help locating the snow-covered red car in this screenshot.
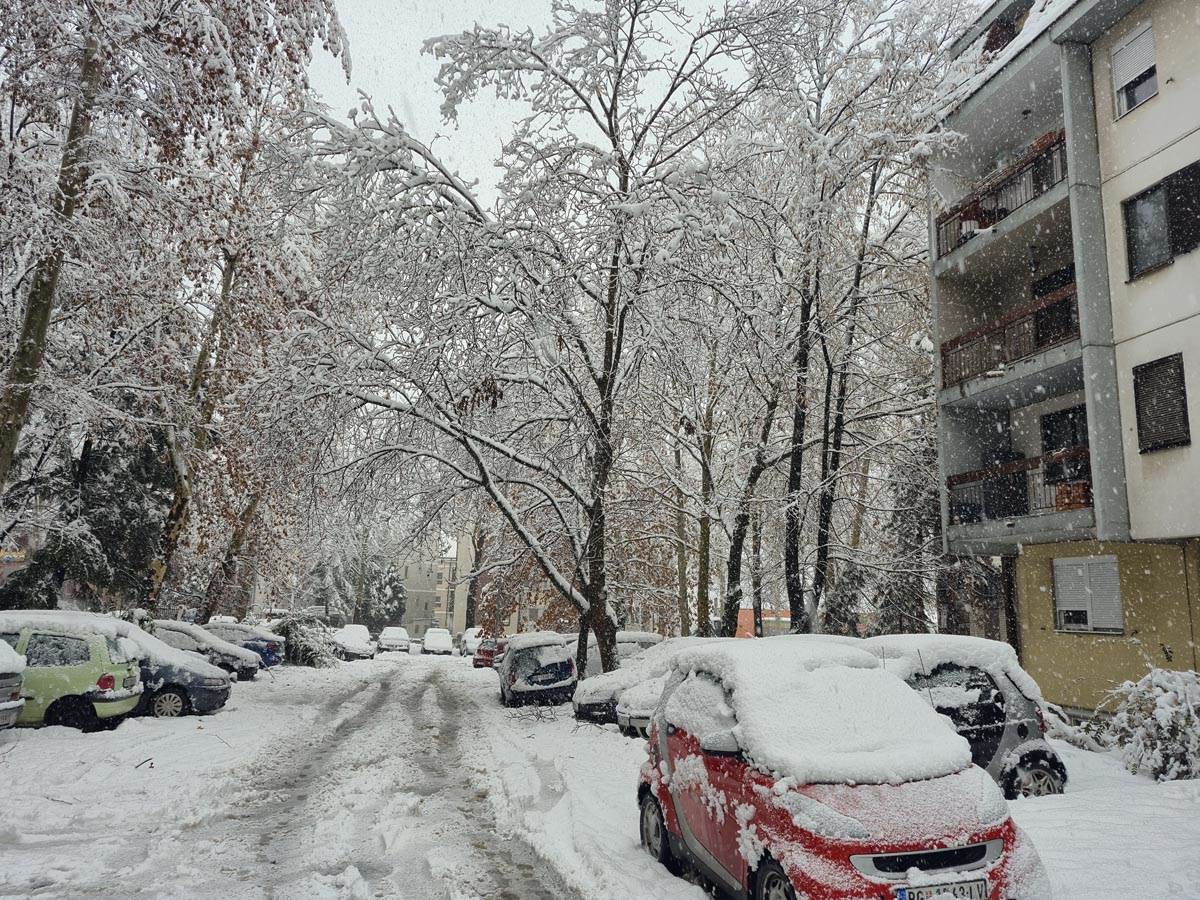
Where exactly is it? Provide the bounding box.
[473,637,498,668]
[637,640,1050,900]
[864,634,1067,798]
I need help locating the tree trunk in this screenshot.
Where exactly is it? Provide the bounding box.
[673,439,691,636]
[809,165,880,621]
[783,289,816,631]
[200,491,262,621]
[0,26,103,490]
[574,613,590,676]
[750,510,764,637]
[720,388,780,636]
[466,525,487,629]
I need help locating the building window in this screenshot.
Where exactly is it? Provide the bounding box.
[1052,556,1123,633]
[1112,23,1157,117]
[1123,161,1200,278]
[1133,353,1191,453]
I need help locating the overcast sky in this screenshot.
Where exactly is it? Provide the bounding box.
[308,0,553,200]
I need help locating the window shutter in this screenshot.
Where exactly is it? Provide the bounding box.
[1133,354,1191,453]
[1112,24,1155,92]
[1086,557,1123,631]
[1052,558,1090,618]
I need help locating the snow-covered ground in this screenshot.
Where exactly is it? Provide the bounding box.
[2,655,1197,899]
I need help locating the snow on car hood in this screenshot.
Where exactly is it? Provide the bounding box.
[771,765,1010,845]
[672,641,972,786]
[615,672,668,718]
[574,636,723,705]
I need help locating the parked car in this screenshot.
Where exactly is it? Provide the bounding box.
[566,630,664,678]
[378,626,411,652]
[153,620,260,681]
[638,639,1051,900]
[473,637,497,669]
[498,632,577,706]
[491,636,509,670]
[0,613,142,729]
[201,621,286,667]
[127,636,232,719]
[0,638,26,729]
[863,633,1068,798]
[574,636,721,727]
[421,627,455,656]
[331,624,377,660]
[459,626,483,657]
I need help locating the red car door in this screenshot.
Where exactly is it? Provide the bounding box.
[661,672,745,896]
[703,751,751,888]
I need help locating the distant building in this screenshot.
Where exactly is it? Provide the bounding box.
[931,0,1200,712]
[734,609,791,638]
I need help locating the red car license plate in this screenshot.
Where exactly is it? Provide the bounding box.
[895,879,987,900]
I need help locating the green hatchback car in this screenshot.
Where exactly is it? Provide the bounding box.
[0,624,142,729]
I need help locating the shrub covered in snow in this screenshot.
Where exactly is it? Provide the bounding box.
[270,614,339,667]
[1096,668,1200,782]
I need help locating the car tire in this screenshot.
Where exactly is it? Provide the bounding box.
[639,793,677,872]
[754,859,797,900]
[1003,754,1066,799]
[150,688,190,718]
[44,696,98,731]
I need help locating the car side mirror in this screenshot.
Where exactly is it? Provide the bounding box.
[699,729,741,757]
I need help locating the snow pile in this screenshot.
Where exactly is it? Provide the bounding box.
[0,636,25,673]
[1097,668,1200,782]
[0,610,226,679]
[864,633,1042,700]
[670,640,972,784]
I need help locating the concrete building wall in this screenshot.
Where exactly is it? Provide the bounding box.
[1091,0,1200,541]
[1015,539,1200,711]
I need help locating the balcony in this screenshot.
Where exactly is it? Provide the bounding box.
[941,284,1078,388]
[948,446,1091,527]
[935,131,1068,259]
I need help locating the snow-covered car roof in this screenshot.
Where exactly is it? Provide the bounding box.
[615,671,668,718]
[154,620,260,666]
[332,625,375,652]
[506,631,565,652]
[863,633,1042,700]
[0,636,24,674]
[0,611,227,679]
[670,640,971,785]
[205,621,286,643]
[380,626,409,637]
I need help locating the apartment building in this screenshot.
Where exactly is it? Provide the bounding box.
[931,0,1200,712]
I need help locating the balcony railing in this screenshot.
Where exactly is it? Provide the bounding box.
[941,284,1079,387]
[936,131,1068,259]
[947,447,1091,526]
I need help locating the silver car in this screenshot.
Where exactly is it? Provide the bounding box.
[864,634,1068,798]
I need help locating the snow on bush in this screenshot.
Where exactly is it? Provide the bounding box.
[1096,668,1200,782]
[271,614,339,667]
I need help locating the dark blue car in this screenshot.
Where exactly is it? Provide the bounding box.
[201,622,285,667]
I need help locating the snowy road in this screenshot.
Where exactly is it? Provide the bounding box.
[4,654,1199,899]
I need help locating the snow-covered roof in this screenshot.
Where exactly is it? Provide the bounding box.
[863,633,1042,700]
[507,631,565,652]
[0,636,24,673]
[616,630,662,644]
[0,611,227,679]
[616,672,668,717]
[670,640,972,785]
